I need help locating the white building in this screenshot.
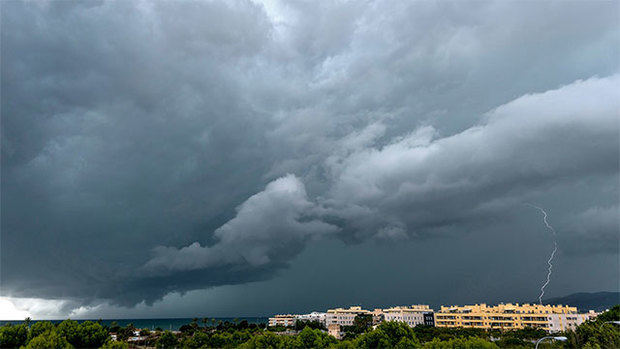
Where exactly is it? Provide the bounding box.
[383,305,433,327]
[296,312,327,325]
[548,311,595,333]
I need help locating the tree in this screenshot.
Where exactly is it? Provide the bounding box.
[355,322,420,348]
[0,323,28,348]
[353,314,374,329]
[181,331,210,349]
[296,327,329,348]
[116,323,136,341]
[25,330,72,349]
[109,321,121,333]
[295,320,326,331]
[567,321,620,349]
[596,305,620,323]
[74,320,109,348]
[156,330,178,348]
[342,314,374,339]
[238,331,282,349]
[209,332,234,348]
[56,319,80,346]
[178,324,195,334]
[28,321,55,342]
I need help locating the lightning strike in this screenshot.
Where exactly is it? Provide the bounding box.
[526,204,558,305]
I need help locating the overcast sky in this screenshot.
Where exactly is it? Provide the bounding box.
[1,0,619,320]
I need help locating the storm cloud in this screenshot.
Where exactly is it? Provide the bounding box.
[1,0,618,317]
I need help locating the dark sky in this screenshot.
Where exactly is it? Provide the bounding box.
[1,0,618,319]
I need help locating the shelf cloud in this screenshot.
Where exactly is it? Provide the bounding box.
[2,0,618,317]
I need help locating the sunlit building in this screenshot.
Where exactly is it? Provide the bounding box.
[434,303,594,333]
[268,314,297,327]
[328,324,342,339]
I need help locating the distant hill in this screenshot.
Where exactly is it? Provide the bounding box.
[542,292,619,312]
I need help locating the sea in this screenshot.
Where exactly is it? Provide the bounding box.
[0,317,268,331]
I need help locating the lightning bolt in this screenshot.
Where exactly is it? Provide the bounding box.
[526,203,558,305]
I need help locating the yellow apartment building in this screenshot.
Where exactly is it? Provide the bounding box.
[434,303,592,333]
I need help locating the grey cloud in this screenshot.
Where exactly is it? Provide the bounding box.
[1,0,618,313]
[321,75,620,242]
[143,174,338,274]
[560,205,620,256]
[143,75,619,280]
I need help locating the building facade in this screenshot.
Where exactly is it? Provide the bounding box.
[423,312,435,326]
[383,305,433,327]
[435,303,593,333]
[326,306,374,326]
[548,312,596,332]
[296,312,327,325]
[268,314,297,327]
[328,324,342,340]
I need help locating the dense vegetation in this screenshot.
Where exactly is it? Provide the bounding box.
[1,305,618,348]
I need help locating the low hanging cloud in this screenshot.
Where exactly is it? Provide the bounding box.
[144,75,619,278]
[144,174,338,275]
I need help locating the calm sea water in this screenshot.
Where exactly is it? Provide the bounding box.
[0,317,268,331]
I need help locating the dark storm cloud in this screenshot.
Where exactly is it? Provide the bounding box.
[1,0,618,315]
[149,75,619,273]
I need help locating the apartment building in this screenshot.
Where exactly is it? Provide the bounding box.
[326,306,374,326]
[435,303,593,333]
[549,312,596,332]
[268,314,297,327]
[296,312,327,325]
[383,305,433,327]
